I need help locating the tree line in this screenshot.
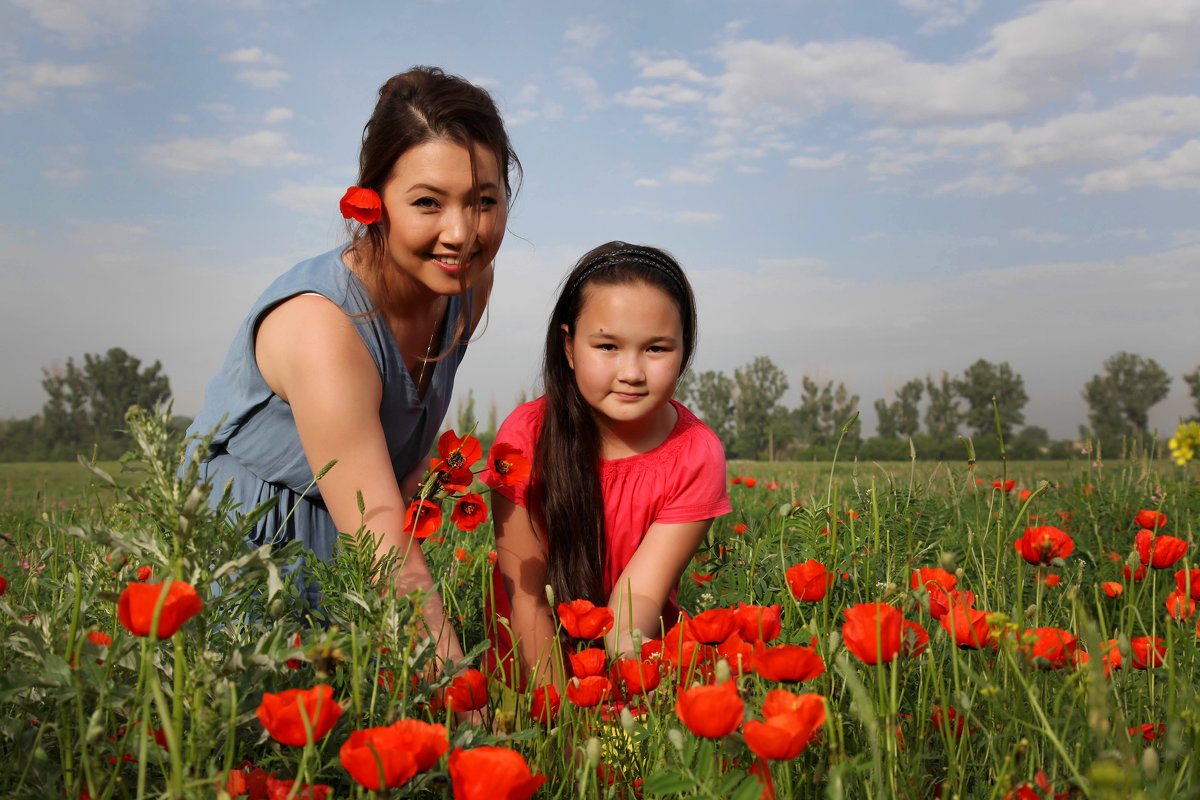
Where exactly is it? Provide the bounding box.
[674,352,1200,462]
[0,348,1197,462]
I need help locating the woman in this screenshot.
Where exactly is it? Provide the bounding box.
[187,66,520,669]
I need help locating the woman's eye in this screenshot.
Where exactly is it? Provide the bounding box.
[479,195,498,208]
[413,197,439,209]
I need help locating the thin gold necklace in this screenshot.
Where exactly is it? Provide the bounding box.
[413,306,442,397]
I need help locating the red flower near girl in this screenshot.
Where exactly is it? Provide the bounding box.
[488,443,532,488]
[1013,526,1074,565]
[993,480,1015,492]
[117,580,203,638]
[1176,569,1200,600]
[1134,509,1168,530]
[687,608,736,644]
[557,599,614,639]
[786,560,833,602]
[1100,581,1123,598]
[568,648,607,678]
[339,186,382,225]
[339,726,417,790]
[1129,636,1166,669]
[675,680,743,739]
[910,567,957,594]
[939,603,992,649]
[743,693,826,760]
[1020,628,1077,669]
[530,684,560,723]
[1135,530,1187,568]
[256,685,342,747]
[841,603,902,665]
[451,493,488,532]
[901,619,930,657]
[614,658,661,695]
[566,675,612,707]
[441,669,487,712]
[448,746,546,800]
[732,603,782,644]
[388,718,449,773]
[403,499,442,539]
[752,642,826,682]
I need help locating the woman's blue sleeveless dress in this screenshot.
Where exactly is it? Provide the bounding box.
[186,246,470,569]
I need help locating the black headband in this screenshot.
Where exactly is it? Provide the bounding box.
[566,247,687,299]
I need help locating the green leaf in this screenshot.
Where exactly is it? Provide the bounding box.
[641,770,700,795]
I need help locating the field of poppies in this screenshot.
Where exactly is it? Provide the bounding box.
[0,407,1197,799]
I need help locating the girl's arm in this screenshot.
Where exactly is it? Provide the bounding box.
[491,493,565,688]
[255,294,466,668]
[605,518,714,658]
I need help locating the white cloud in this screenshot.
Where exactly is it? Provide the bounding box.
[12,0,162,48]
[563,22,609,49]
[633,56,707,84]
[634,178,660,187]
[263,106,294,124]
[221,47,282,65]
[788,152,847,169]
[935,172,1028,195]
[666,167,713,184]
[900,0,983,34]
[42,168,88,184]
[269,182,344,215]
[143,131,310,173]
[1080,139,1200,193]
[674,211,722,224]
[1011,227,1069,243]
[236,69,290,89]
[28,61,106,88]
[616,83,704,109]
[559,66,606,111]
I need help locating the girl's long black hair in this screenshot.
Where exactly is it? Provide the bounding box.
[533,242,698,606]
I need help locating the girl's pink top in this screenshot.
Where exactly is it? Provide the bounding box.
[480,397,731,687]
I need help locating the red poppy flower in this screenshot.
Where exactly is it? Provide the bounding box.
[450,493,488,532]
[442,669,487,712]
[1176,569,1200,600]
[749,758,775,800]
[1092,638,1123,676]
[265,777,331,800]
[557,599,614,640]
[427,456,474,495]
[1165,589,1197,621]
[688,608,736,644]
[530,684,560,724]
[339,726,417,790]
[1135,530,1188,568]
[0,573,5,596]
[1021,628,1077,669]
[713,632,753,678]
[402,499,442,539]
[1130,636,1166,669]
[614,658,661,695]
[733,603,782,644]
[993,480,1015,492]
[1129,723,1165,741]
[223,764,272,800]
[454,547,471,562]
[733,523,749,534]
[926,587,975,620]
[931,704,966,739]
[1013,526,1074,565]
[437,429,482,470]
[901,619,929,657]
[939,603,992,649]
[752,642,825,682]
[1124,564,1147,582]
[1019,489,1032,502]
[256,685,342,747]
[910,567,957,593]
[388,718,449,772]
[1038,573,1062,587]
[1006,769,1068,800]
[1134,509,1168,530]
[88,631,111,647]
[568,648,608,678]
[675,681,743,739]
[339,186,382,225]
[842,603,902,665]
[690,572,714,586]
[786,560,832,602]
[743,694,825,760]
[117,580,203,638]
[448,746,546,800]
[730,474,743,484]
[743,477,757,488]
[566,675,612,708]
[488,443,532,488]
[1098,581,1122,599]
[135,565,152,582]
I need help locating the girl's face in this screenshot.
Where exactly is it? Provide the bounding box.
[379,138,507,299]
[563,281,684,435]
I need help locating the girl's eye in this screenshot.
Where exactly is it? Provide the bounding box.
[597,343,617,351]
[413,197,439,209]
[479,195,498,208]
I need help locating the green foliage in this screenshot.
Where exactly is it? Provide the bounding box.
[732,356,789,459]
[693,370,736,453]
[791,376,860,449]
[1083,351,1172,443]
[954,359,1029,438]
[924,371,961,440]
[1182,365,1200,421]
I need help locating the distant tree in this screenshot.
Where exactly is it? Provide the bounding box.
[954,359,1028,438]
[1082,352,1171,442]
[793,377,858,446]
[873,378,923,440]
[674,369,696,405]
[924,372,961,439]
[733,357,788,459]
[40,347,172,460]
[1184,366,1200,421]
[1008,425,1050,460]
[693,370,736,453]
[455,389,477,434]
[874,398,898,439]
[828,381,861,446]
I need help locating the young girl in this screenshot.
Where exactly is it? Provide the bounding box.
[186,66,520,670]
[482,242,731,690]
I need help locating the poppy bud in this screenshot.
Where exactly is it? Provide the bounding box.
[269,596,288,619]
[668,728,685,752]
[544,584,555,608]
[620,706,635,734]
[714,658,731,684]
[828,631,841,652]
[939,552,958,572]
[1141,747,1159,781]
[585,737,602,768]
[1025,604,1037,619]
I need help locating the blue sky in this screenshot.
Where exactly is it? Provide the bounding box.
[2,0,1198,441]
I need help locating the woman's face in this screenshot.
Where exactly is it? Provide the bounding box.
[379,138,507,300]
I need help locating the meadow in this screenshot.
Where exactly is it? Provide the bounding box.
[0,409,1196,799]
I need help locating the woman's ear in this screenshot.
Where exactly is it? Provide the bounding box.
[561,323,574,370]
